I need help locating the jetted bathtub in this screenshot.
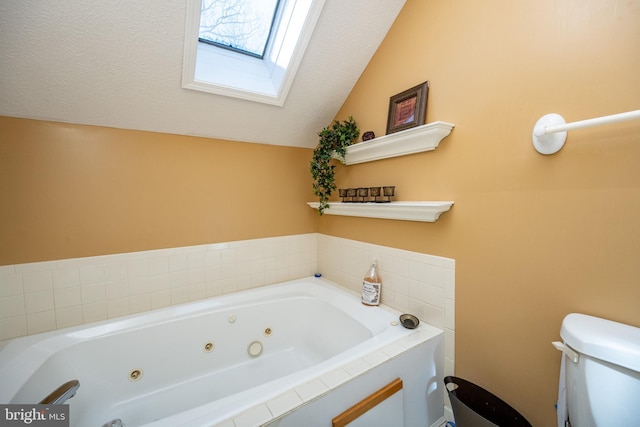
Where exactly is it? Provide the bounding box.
[0,276,445,427]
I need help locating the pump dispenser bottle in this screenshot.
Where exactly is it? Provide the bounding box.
[361,260,381,306]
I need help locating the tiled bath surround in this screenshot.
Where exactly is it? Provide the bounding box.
[0,234,455,379]
[316,234,455,379]
[0,234,317,343]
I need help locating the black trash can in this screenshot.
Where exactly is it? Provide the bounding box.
[444,376,532,427]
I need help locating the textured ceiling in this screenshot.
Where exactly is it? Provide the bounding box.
[0,0,406,148]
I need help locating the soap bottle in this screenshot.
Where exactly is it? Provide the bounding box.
[361,261,381,306]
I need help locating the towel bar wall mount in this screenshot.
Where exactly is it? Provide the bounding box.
[532,110,640,155]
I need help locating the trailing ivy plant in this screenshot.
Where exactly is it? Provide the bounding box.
[310,116,360,215]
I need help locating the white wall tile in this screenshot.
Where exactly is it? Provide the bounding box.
[170,270,188,288]
[267,390,303,419]
[81,283,106,304]
[188,283,206,301]
[394,256,410,278]
[105,263,127,282]
[445,269,455,299]
[106,280,129,300]
[408,279,427,301]
[151,290,171,309]
[426,264,445,288]
[170,288,189,305]
[95,253,126,265]
[187,252,205,269]
[0,316,27,341]
[205,250,221,267]
[79,265,104,286]
[250,257,265,274]
[205,266,220,283]
[169,254,187,272]
[24,291,54,314]
[220,248,236,265]
[183,244,207,254]
[126,258,149,278]
[22,270,52,293]
[52,268,80,289]
[342,359,372,377]
[422,303,445,329]
[206,241,228,251]
[221,278,237,295]
[107,297,130,318]
[445,329,455,365]
[55,306,83,329]
[82,302,107,323]
[220,263,237,280]
[26,310,56,334]
[295,378,330,402]
[394,275,409,297]
[55,257,93,269]
[237,274,251,291]
[149,274,170,292]
[205,282,222,298]
[320,368,352,390]
[235,246,251,264]
[394,292,410,314]
[234,404,272,427]
[188,268,206,286]
[0,274,23,298]
[409,260,427,282]
[0,295,25,318]
[15,261,56,274]
[445,298,455,330]
[443,258,455,270]
[128,277,149,296]
[0,265,14,277]
[425,284,445,308]
[130,294,151,314]
[148,257,169,275]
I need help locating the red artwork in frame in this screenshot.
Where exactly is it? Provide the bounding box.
[386,81,429,134]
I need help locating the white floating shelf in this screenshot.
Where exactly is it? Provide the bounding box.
[307,201,454,222]
[339,121,455,165]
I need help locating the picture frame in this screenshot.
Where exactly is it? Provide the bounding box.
[386,81,429,134]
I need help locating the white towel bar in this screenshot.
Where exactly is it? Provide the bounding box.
[532,109,640,154]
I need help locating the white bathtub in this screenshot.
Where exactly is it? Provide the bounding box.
[0,277,444,427]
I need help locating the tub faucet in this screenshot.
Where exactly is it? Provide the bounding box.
[39,380,80,405]
[102,419,126,427]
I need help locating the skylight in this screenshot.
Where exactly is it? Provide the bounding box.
[199,0,280,59]
[183,0,326,106]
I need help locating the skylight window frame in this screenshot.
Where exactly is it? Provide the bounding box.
[182,0,326,106]
[197,0,281,60]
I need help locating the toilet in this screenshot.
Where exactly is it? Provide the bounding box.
[554,313,640,427]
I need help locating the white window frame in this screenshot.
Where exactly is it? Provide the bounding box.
[182,0,325,106]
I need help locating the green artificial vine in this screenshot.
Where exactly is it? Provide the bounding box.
[310,117,360,215]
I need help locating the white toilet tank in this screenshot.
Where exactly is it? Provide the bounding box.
[559,313,640,427]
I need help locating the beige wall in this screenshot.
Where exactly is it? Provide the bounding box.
[0,116,318,265]
[327,0,640,425]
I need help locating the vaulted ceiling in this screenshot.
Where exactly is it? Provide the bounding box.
[0,1,406,148]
